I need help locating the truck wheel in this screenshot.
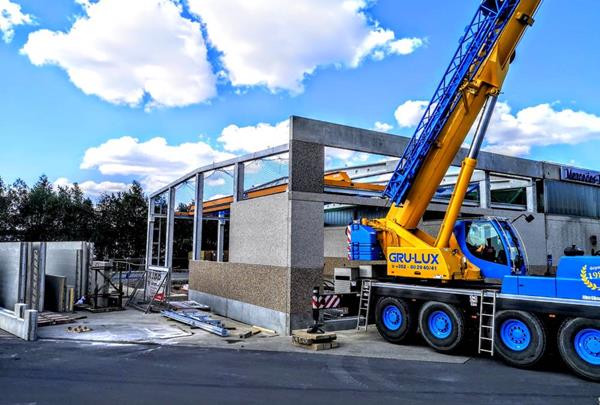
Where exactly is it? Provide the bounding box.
[418,301,465,353]
[494,310,546,368]
[375,297,414,344]
[557,318,600,381]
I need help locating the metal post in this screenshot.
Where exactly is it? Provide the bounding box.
[526,179,537,212]
[216,211,225,262]
[165,187,176,296]
[145,197,154,269]
[479,171,491,209]
[192,173,204,261]
[233,162,245,203]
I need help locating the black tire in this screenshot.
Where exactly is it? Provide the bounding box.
[494,310,546,368]
[375,296,415,344]
[418,301,465,353]
[557,318,600,381]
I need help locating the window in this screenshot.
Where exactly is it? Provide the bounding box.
[465,222,507,265]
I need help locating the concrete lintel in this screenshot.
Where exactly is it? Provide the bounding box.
[0,303,37,341]
[290,116,406,157]
[460,149,543,179]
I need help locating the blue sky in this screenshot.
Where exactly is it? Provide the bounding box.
[1,0,599,197]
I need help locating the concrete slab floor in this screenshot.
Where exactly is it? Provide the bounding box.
[36,308,470,364]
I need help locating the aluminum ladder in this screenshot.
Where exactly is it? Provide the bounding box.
[356,280,373,331]
[478,289,497,355]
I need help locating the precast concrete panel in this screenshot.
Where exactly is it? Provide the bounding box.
[0,243,26,310]
[45,249,81,297]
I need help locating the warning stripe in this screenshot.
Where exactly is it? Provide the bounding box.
[312,294,341,309]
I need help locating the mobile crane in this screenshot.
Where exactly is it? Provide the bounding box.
[347,0,600,381]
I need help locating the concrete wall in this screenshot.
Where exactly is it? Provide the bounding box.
[188,260,288,333]
[191,191,323,334]
[229,193,289,267]
[0,303,37,341]
[547,215,600,262]
[0,243,25,309]
[325,227,347,258]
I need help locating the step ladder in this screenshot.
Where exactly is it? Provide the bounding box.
[356,280,373,331]
[478,289,497,355]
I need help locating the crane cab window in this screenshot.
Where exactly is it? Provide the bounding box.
[465,222,508,265]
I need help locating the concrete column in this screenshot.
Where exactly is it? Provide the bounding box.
[479,171,491,209]
[165,187,176,295]
[287,130,325,331]
[233,162,245,203]
[289,139,324,194]
[526,179,537,213]
[192,174,204,261]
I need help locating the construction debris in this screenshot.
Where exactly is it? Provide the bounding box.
[67,325,92,333]
[161,310,229,337]
[292,330,338,351]
[252,325,278,335]
[168,300,210,311]
[237,328,260,339]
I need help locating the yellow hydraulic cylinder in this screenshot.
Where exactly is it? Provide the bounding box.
[435,157,477,248]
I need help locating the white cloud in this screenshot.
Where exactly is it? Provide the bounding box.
[0,0,32,43]
[21,0,216,108]
[392,99,600,157]
[483,102,600,156]
[326,147,370,167]
[394,100,428,128]
[188,0,423,93]
[217,120,289,153]
[373,121,393,132]
[54,177,129,197]
[80,136,234,190]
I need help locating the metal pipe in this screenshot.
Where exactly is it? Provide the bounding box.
[468,94,498,160]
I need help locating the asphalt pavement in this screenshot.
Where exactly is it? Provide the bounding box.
[1,339,599,404]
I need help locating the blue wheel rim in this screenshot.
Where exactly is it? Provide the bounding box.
[500,319,531,351]
[427,310,452,339]
[382,305,403,331]
[574,328,600,365]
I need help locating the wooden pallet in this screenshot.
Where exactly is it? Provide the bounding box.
[292,340,339,351]
[37,312,87,327]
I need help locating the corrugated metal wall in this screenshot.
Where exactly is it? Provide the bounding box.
[545,180,599,219]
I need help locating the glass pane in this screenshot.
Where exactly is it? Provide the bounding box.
[466,222,507,264]
[243,153,289,198]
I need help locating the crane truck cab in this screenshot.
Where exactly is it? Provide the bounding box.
[454,217,528,280]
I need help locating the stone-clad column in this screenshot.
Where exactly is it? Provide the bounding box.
[287,119,325,331]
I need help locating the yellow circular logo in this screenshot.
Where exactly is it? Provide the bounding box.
[581,265,599,290]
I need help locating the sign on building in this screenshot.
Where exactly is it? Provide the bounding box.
[560,166,600,187]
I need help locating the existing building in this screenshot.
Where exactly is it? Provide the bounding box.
[146,116,600,334]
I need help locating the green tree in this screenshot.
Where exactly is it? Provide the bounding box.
[93,181,148,259]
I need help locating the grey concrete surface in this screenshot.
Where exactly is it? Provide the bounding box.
[1,338,598,404]
[34,308,469,364]
[229,193,289,267]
